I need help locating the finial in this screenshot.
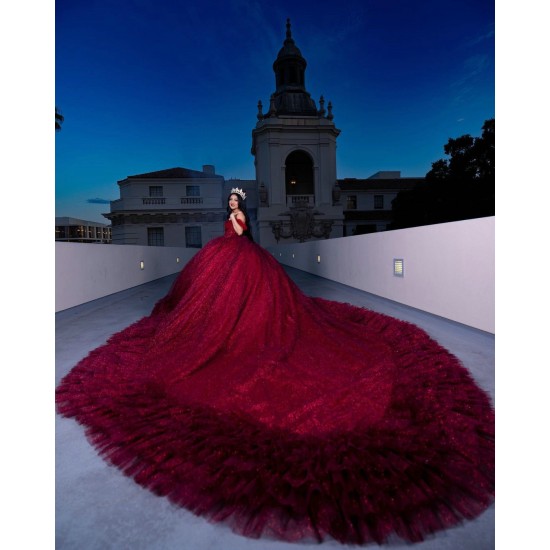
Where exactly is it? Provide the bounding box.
[327,101,334,121]
[286,18,292,39]
[318,95,326,116]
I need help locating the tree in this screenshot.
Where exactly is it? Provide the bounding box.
[56,106,64,131]
[390,119,495,229]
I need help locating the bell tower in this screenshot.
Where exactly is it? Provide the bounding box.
[252,19,344,246]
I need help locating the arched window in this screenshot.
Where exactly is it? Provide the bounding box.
[285,150,314,197]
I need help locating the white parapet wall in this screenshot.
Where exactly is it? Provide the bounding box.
[56,242,198,312]
[267,217,495,333]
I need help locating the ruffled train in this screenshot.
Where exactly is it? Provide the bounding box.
[56,224,494,545]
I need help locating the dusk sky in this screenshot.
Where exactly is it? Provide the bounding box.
[55,0,495,223]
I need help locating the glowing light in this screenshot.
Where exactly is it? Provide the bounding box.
[393,259,404,277]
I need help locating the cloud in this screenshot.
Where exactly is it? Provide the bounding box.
[450,54,491,104]
[87,198,111,204]
[462,27,495,49]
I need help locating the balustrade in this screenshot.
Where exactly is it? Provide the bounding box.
[142,198,166,205]
[181,197,204,204]
[287,195,314,207]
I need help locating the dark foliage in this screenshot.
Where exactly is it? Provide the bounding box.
[390,119,494,229]
[56,106,64,131]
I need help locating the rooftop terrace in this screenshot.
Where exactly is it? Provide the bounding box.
[56,266,494,550]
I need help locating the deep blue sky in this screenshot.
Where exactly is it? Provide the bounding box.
[55,0,495,223]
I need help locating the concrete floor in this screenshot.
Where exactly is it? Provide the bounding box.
[56,266,495,550]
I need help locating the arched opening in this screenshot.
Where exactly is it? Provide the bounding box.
[285,151,314,200]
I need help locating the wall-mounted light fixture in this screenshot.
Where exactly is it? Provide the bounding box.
[292,253,295,258]
[176,257,180,263]
[393,258,404,277]
[317,255,321,264]
[140,261,145,270]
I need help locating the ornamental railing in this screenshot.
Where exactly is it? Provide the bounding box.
[142,198,166,205]
[287,195,314,207]
[181,197,204,204]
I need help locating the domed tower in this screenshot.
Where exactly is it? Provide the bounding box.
[252,19,343,246]
[271,19,318,116]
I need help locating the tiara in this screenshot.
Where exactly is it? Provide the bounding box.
[230,187,246,200]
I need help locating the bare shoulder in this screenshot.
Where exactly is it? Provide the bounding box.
[236,212,246,222]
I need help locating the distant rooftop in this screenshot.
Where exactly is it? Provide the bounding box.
[338,174,423,191]
[56,217,110,227]
[122,165,221,181]
[369,171,402,179]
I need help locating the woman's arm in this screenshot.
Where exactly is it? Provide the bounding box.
[229,212,246,235]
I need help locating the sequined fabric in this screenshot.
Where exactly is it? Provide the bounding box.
[56,219,494,545]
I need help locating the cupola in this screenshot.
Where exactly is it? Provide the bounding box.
[264,19,318,117]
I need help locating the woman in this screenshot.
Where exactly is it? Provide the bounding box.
[227,190,253,240]
[56,188,494,545]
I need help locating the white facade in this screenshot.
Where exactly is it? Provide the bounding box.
[252,116,344,246]
[105,167,248,247]
[250,20,345,247]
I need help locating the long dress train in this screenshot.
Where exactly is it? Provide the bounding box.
[56,219,494,545]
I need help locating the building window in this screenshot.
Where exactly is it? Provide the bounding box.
[147,227,164,246]
[346,195,357,210]
[69,226,82,239]
[186,185,200,197]
[374,195,384,209]
[185,226,202,248]
[149,186,163,197]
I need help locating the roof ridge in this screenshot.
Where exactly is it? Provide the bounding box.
[127,167,218,179]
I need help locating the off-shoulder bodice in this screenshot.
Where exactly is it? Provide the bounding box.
[224,218,247,237]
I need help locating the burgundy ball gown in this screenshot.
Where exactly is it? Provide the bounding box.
[56,218,494,545]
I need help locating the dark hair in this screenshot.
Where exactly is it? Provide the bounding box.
[227,193,253,242]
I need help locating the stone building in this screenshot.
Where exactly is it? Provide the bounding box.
[103,166,249,247]
[251,19,344,246]
[55,217,112,243]
[340,172,422,235]
[102,20,423,248]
